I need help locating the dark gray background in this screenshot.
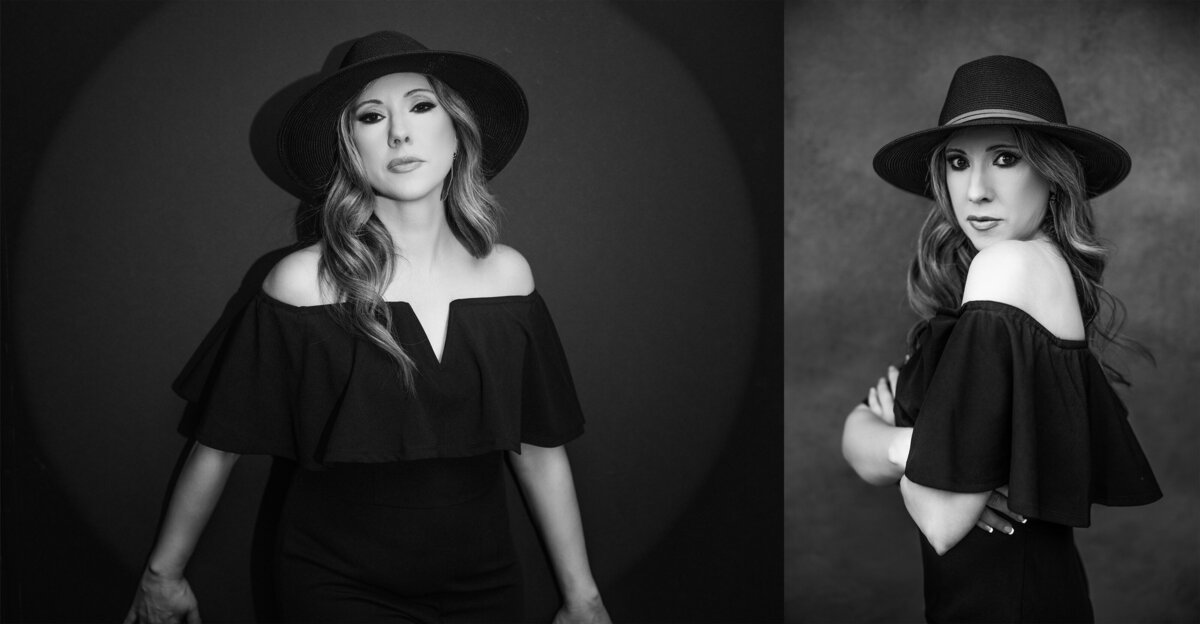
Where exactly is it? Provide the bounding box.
[785,1,1199,622]
[1,1,781,622]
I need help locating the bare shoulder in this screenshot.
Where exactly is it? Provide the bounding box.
[476,244,535,296]
[962,240,1043,308]
[262,243,328,306]
[963,239,1084,337]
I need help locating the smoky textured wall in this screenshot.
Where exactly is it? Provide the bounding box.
[2,1,781,622]
[785,1,1199,622]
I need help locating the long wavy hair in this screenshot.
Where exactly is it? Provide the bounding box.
[906,126,1150,384]
[315,74,503,387]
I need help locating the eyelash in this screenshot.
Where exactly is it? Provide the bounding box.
[355,101,438,124]
[945,151,1022,170]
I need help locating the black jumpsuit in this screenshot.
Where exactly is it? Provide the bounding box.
[895,301,1161,623]
[175,289,585,622]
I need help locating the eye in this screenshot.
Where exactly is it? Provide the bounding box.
[411,101,437,113]
[994,151,1022,167]
[946,154,969,171]
[356,111,384,124]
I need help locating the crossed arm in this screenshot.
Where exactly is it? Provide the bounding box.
[842,367,1023,555]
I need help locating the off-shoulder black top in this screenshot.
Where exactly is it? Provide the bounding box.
[896,300,1160,526]
[894,301,1160,622]
[174,289,585,471]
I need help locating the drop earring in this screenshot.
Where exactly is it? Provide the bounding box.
[441,154,457,202]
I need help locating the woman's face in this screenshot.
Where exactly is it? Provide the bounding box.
[351,72,458,203]
[944,126,1050,250]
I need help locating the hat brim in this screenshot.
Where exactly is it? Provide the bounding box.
[872,119,1131,200]
[278,50,528,197]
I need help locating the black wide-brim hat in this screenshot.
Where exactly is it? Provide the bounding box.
[872,55,1131,200]
[278,31,528,197]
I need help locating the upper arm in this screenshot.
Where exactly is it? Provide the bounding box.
[262,244,327,306]
[900,476,990,555]
[483,244,535,296]
[900,243,1043,554]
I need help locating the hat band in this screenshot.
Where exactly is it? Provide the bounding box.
[945,108,1049,126]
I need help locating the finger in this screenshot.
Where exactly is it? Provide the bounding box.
[975,520,994,534]
[980,508,1014,535]
[986,490,1026,524]
[876,376,893,413]
[867,387,881,414]
[888,365,900,393]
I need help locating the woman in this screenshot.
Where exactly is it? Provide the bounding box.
[125,31,610,624]
[842,56,1161,622]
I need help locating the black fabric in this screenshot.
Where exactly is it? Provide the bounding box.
[871,55,1132,200]
[275,452,524,622]
[277,31,528,197]
[895,300,1161,622]
[896,301,1161,527]
[918,519,1093,623]
[175,289,585,469]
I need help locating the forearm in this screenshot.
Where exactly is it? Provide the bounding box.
[899,476,989,555]
[508,444,600,606]
[841,405,912,486]
[146,441,240,578]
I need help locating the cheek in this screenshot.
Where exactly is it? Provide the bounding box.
[433,118,457,153]
[352,127,385,164]
[1009,173,1049,225]
[945,173,969,218]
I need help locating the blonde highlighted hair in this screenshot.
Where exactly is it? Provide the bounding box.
[907,127,1150,384]
[314,75,504,387]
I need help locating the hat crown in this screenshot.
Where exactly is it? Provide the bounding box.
[341,31,429,69]
[937,55,1067,126]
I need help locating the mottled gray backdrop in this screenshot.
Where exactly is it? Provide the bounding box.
[785,1,1199,621]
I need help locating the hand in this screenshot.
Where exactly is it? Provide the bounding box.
[975,485,1027,536]
[553,595,611,624]
[867,365,901,426]
[123,568,200,624]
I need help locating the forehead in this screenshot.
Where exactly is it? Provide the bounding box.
[358,72,434,100]
[947,126,1016,150]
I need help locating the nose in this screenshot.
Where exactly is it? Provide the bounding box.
[388,119,409,147]
[966,165,992,203]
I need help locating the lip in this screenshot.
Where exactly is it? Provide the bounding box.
[966,216,1002,232]
[387,157,424,173]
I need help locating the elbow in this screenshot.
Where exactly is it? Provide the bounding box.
[927,533,957,556]
[899,477,975,556]
[847,462,897,487]
[912,515,965,556]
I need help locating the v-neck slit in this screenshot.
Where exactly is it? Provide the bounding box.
[254,288,541,370]
[174,287,587,468]
[395,301,451,367]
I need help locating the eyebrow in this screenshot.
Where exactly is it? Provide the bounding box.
[353,89,437,111]
[946,143,1019,153]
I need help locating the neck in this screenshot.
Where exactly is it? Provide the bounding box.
[371,193,457,271]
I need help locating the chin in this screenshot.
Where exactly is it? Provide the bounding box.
[373,184,441,203]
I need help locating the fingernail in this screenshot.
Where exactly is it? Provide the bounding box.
[1004,527,1015,535]
[985,526,993,534]
[1020,518,1027,524]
